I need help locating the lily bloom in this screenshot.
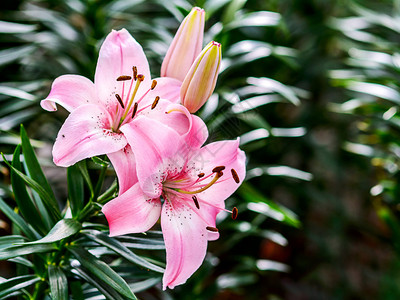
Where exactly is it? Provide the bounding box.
[102,117,246,289]
[181,41,222,113]
[41,29,185,167]
[161,7,205,81]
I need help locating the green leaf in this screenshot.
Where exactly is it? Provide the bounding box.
[1,154,61,223]
[20,125,60,223]
[69,248,137,299]
[26,219,81,245]
[0,21,37,34]
[129,277,161,293]
[11,144,47,234]
[83,230,165,273]
[48,265,68,300]
[71,267,126,300]
[238,182,301,228]
[67,165,84,217]
[0,45,35,66]
[0,243,57,260]
[8,257,34,268]
[0,235,25,250]
[0,197,37,240]
[0,275,40,299]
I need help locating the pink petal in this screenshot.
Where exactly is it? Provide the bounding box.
[107,145,138,195]
[120,116,183,198]
[143,77,182,105]
[52,104,127,167]
[95,29,151,113]
[143,101,208,148]
[190,139,246,207]
[41,75,98,112]
[161,8,205,81]
[161,199,208,290]
[102,183,161,236]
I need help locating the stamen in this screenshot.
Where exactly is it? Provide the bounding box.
[198,173,205,178]
[231,168,240,183]
[117,75,132,81]
[217,171,224,177]
[177,172,222,195]
[232,207,238,220]
[212,166,225,173]
[151,96,160,110]
[192,195,200,209]
[120,75,145,123]
[206,226,219,232]
[151,80,157,90]
[115,94,124,109]
[132,102,138,118]
[133,66,137,80]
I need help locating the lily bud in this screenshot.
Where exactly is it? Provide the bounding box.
[161,7,205,81]
[180,41,221,113]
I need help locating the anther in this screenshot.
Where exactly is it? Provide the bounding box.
[192,195,200,209]
[151,80,157,90]
[198,173,205,178]
[151,96,160,110]
[115,94,124,109]
[217,171,224,178]
[212,166,225,173]
[206,226,218,232]
[137,74,145,82]
[231,169,240,184]
[132,102,138,118]
[232,207,238,220]
[133,66,138,80]
[117,75,132,81]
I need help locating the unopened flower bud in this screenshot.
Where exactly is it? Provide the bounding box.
[180,41,221,113]
[161,7,205,81]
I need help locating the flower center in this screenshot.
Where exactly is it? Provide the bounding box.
[162,165,240,223]
[111,66,159,132]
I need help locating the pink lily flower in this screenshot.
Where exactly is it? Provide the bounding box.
[102,117,246,289]
[161,7,205,81]
[40,29,185,168]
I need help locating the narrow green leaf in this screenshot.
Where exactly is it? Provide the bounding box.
[48,265,68,300]
[20,125,59,222]
[69,248,137,299]
[0,243,57,260]
[83,230,165,273]
[69,281,84,300]
[25,219,81,245]
[8,257,34,268]
[0,235,25,249]
[0,21,37,33]
[1,154,61,222]
[71,267,125,300]
[238,182,300,228]
[67,165,84,217]
[0,275,40,298]
[11,144,47,234]
[129,277,161,293]
[0,197,37,240]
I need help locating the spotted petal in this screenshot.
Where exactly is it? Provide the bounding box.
[189,139,246,207]
[102,183,161,236]
[161,198,208,290]
[52,104,127,167]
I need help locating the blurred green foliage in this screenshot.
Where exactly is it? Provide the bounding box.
[1,0,400,299]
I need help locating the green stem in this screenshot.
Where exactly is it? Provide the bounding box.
[97,180,118,204]
[92,164,108,202]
